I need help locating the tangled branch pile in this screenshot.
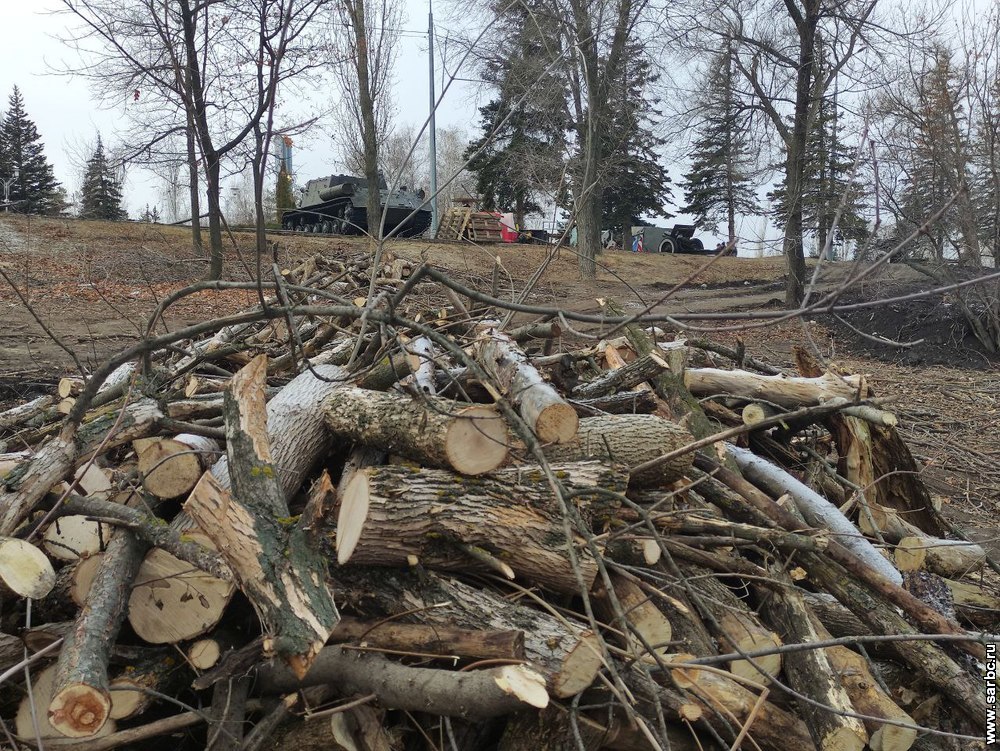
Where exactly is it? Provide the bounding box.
[0,253,992,751]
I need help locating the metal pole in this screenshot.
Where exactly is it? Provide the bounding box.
[428,0,438,235]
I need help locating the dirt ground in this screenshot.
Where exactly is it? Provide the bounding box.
[0,214,997,551]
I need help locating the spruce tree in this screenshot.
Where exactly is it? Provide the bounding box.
[464,0,567,229]
[80,136,127,221]
[0,86,61,214]
[769,49,868,259]
[680,39,760,244]
[600,49,673,245]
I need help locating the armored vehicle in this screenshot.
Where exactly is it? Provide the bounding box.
[281,174,432,237]
[631,225,707,254]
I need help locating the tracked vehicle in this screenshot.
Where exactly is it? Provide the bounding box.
[281,174,432,237]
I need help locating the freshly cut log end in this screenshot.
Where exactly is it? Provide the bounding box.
[16,664,116,742]
[69,553,103,606]
[534,402,579,445]
[551,631,603,698]
[894,536,986,577]
[493,665,549,709]
[127,536,234,644]
[336,471,370,565]
[322,387,509,475]
[188,638,223,670]
[870,724,918,751]
[728,632,783,684]
[42,515,108,562]
[0,536,55,598]
[444,405,509,474]
[136,434,219,499]
[47,682,112,738]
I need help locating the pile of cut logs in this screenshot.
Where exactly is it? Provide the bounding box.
[0,253,992,751]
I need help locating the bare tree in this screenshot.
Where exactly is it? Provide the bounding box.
[331,0,400,241]
[59,0,332,278]
[672,0,918,304]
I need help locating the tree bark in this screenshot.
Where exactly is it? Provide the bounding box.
[473,325,578,443]
[685,369,865,408]
[538,413,693,488]
[331,568,604,699]
[322,387,508,475]
[336,461,625,592]
[255,646,548,717]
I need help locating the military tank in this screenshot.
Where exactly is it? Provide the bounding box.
[281,174,432,238]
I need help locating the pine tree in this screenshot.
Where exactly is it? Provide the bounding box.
[80,136,127,221]
[0,87,61,214]
[680,39,760,243]
[275,163,295,223]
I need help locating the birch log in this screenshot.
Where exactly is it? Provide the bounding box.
[322,387,508,475]
[473,326,578,444]
[894,537,986,578]
[727,443,902,585]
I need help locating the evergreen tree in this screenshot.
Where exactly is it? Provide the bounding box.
[275,163,295,223]
[600,49,673,244]
[0,86,61,214]
[80,136,127,221]
[464,1,567,229]
[680,39,760,243]
[770,49,868,259]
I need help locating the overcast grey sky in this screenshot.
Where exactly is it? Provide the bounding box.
[0,0,476,217]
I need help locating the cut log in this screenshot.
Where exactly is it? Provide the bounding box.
[685,368,865,408]
[255,645,548,717]
[332,569,604,699]
[728,444,902,585]
[49,527,148,738]
[680,562,782,684]
[0,536,55,598]
[569,390,658,416]
[185,356,338,677]
[0,394,55,431]
[16,663,117,742]
[133,363,346,642]
[322,387,508,475]
[809,616,917,751]
[668,654,816,750]
[741,401,781,426]
[42,515,109,562]
[539,413,693,488]
[603,537,661,567]
[355,350,418,391]
[760,574,868,751]
[473,325,578,444]
[592,571,672,662]
[858,504,927,543]
[127,533,234,644]
[59,377,85,399]
[108,651,185,721]
[336,461,626,592]
[572,352,668,399]
[943,577,1000,627]
[188,638,223,670]
[329,616,525,661]
[134,434,220,499]
[894,536,986,578]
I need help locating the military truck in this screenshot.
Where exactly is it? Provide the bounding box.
[281,174,432,237]
[630,225,707,254]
